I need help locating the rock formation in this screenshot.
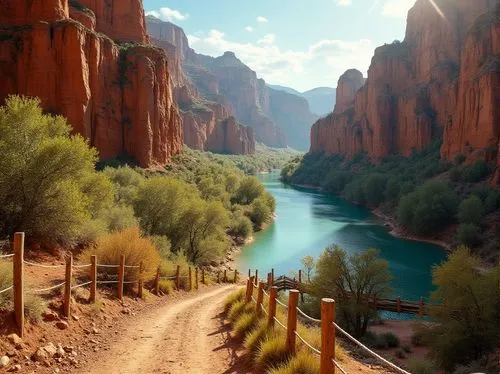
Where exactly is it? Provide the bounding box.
[0,0,183,168]
[147,17,256,154]
[310,0,499,173]
[334,70,365,114]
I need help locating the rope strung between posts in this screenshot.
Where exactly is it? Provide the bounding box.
[97,264,119,268]
[0,285,13,294]
[160,276,177,280]
[294,330,321,355]
[30,282,66,293]
[124,265,139,269]
[71,281,92,290]
[72,263,91,269]
[276,298,288,309]
[332,359,348,374]
[0,253,13,259]
[123,280,139,284]
[24,260,65,268]
[251,295,257,303]
[273,316,287,331]
[296,306,321,324]
[96,280,119,284]
[333,322,410,374]
[260,303,269,316]
[262,289,270,297]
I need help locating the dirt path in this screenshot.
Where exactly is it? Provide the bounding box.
[81,285,250,374]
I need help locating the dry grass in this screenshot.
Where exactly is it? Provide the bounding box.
[0,261,12,306]
[24,294,46,322]
[80,227,161,281]
[157,279,174,295]
[233,312,259,340]
[255,330,290,371]
[268,350,320,374]
[224,289,245,313]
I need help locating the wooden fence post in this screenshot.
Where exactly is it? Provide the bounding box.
[154,266,160,295]
[255,269,258,283]
[117,255,125,300]
[271,268,274,285]
[397,296,401,313]
[175,265,180,290]
[90,255,97,303]
[246,276,255,302]
[286,289,299,354]
[63,255,73,318]
[298,270,302,286]
[188,267,192,291]
[256,281,264,314]
[195,268,199,289]
[266,272,271,288]
[217,271,220,284]
[268,286,277,327]
[138,261,144,299]
[248,269,251,278]
[233,270,238,283]
[224,269,227,282]
[202,268,205,285]
[13,232,24,337]
[320,298,336,374]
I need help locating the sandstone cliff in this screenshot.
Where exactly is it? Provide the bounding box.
[147,18,256,155]
[0,0,183,168]
[310,0,499,172]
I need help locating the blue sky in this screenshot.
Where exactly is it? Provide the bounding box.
[143,0,417,91]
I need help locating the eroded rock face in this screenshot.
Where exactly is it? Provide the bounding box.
[148,18,256,154]
[0,0,183,168]
[310,0,499,173]
[334,69,365,114]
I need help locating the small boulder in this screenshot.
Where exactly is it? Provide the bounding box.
[7,334,22,349]
[42,311,59,322]
[1,355,10,367]
[8,364,21,372]
[56,321,69,330]
[55,344,65,358]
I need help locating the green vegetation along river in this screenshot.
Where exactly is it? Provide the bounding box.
[236,172,447,302]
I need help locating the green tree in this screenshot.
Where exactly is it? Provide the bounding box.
[0,96,111,244]
[247,197,272,228]
[233,176,264,204]
[228,210,253,240]
[362,174,388,207]
[458,196,484,224]
[457,223,481,247]
[300,255,315,282]
[421,247,500,371]
[311,246,392,337]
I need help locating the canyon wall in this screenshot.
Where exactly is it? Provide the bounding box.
[0,0,183,168]
[147,17,256,154]
[311,0,499,172]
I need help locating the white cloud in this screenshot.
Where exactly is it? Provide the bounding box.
[258,34,276,45]
[146,7,189,22]
[335,0,353,6]
[256,16,269,23]
[188,30,374,91]
[381,0,415,18]
[244,26,254,32]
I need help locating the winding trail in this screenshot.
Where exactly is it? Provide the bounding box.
[82,285,250,374]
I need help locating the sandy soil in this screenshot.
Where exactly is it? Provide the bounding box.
[80,285,250,374]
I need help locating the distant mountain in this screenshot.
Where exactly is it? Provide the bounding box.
[267,85,336,116]
[302,87,337,116]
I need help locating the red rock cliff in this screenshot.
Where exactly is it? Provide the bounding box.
[0,0,183,167]
[334,69,365,114]
[311,0,498,171]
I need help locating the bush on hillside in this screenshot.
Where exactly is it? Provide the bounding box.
[457,223,481,247]
[228,210,253,239]
[233,176,265,204]
[397,180,459,235]
[458,196,484,224]
[80,227,161,281]
[460,161,492,182]
[362,173,388,207]
[0,95,114,246]
[248,197,272,228]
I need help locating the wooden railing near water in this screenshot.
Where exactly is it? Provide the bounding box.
[256,271,427,316]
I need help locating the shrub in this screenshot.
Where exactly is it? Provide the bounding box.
[234,176,265,204]
[233,312,259,340]
[381,332,400,348]
[244,319,271,355]
[80,227,161,281]
[402,344,412,353]
[157,280,174,295]
[0,96,114,245]
[255,331,290,370]
[223,289,245,314]
[103,166,144,205]
[460,161,492,182]
[248,197,272,228]
[24,294,46,322]
[458,196,484,224]
[228,211,253,239]
[449,167,462,181]
[268,350,320,374]
[454,154,466,165]
[362,173,388,207]
[0,262,12,306]
[408,358,437,374]
[151,236,172,259]
[395,349,406,359]
[100,205,138,232]
[228,299,253,321]
[457,223,481,247]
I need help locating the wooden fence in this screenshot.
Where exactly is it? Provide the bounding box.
[245,273,410,374]
[264,271,427,316]
[0,232,238,338]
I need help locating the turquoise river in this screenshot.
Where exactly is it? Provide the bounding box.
[236,172,447,302]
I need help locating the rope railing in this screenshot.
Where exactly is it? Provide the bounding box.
[24,260,65,268]
[0,253,14,259]
[260,303,269,316]
[96,280,119,284]
[72,263,91,269]
[294,330,321,355]
[96,264,120,268]
[71,281,92,290]
[333,322,410,374]
[0,285,13,294]
[276,298,288,309]
[30,281,66,294]
[124,265,139,269]
[273,316,287,331]
[332,359,348,374]
[296,306,321,324]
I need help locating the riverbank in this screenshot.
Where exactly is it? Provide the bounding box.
[289,181,452,253]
